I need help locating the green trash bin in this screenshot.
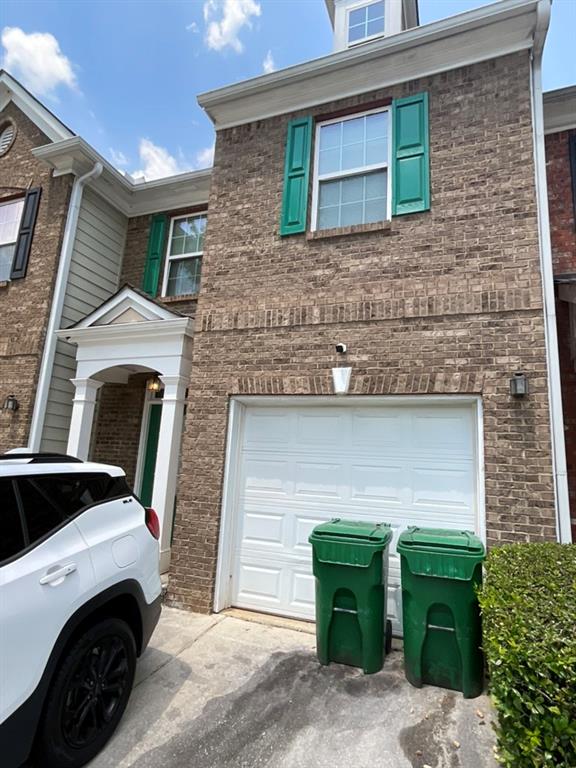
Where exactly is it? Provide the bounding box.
[309,519,392,675]
[397,526,486,698]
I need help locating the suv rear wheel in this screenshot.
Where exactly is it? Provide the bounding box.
[37,617,136,768]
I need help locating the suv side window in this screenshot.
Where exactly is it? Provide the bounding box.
[0,479,26,562]
[17,477,65,545]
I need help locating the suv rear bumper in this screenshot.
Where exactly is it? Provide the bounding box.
[141,592,162,653]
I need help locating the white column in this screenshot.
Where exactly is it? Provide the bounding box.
[151,374,188,572]
[67,378,103,460]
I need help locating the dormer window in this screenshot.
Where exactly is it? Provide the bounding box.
[347,1,385,45]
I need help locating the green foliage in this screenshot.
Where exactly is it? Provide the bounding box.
[479,543,576,767]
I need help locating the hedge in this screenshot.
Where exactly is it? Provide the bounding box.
[479,543,576,767]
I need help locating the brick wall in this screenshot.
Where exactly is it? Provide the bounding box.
[545,129,576,538]
[90,374,147,487]
[0,102,72,452]
[167,51,558,613]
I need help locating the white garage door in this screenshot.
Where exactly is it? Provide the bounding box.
[231,402,479,630]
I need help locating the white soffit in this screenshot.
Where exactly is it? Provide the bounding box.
[543,87,576,134]
[32,136,212,217]
[0,70,74,142]
[198,0,544,129]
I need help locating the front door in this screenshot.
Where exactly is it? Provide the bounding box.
[139,401,162,507]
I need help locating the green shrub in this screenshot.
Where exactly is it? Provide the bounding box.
[479,543,576,767]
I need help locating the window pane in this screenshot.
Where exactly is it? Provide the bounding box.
[319,122,341,151]
[319,179,340,207]
[318,206,339,230]
[342,117,364,146]
[0,199,24,246]
[366,170,387,199]
[349,7,366,26]
[0,243,15,281]
[367,18,384,37]
[348,23,366,43]
[319,147,340,175]
[28,473,130,519]
[18,478,64,544]
[365,197,386,223]
[367,1,385,21]
[366,137,387,165]
[341,142,364,171]
[341,175,364,204]
[366,111,387,140]
[0,479,25,561]
[341,202,364,227]
[169,214,206,256]
[166,256,202,296]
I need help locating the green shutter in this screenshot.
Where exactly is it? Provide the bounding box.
[280,116,312,236]
[392,92,430,216]
[142,214,167,295]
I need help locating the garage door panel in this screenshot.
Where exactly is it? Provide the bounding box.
[232,403,478,629]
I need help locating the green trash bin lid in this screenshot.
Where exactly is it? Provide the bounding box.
[309,519,392,567]
[397,527,485,580]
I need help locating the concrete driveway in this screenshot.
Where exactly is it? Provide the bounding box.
[90,607,497,768]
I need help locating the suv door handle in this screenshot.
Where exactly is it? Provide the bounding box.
[40,563,77,586]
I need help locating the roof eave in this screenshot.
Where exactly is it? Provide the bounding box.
[543,86,576,134]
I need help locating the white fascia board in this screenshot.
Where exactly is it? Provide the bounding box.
[57,317,194,346]
[32,137,211,217]
[543,87,576,134]
[0,71,74,142]
[198,0,540,129]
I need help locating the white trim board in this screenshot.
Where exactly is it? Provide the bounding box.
[214,394,486,614]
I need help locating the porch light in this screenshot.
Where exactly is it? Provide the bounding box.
[332,367,352,395]
[147,377,161,393]
[510,372,528,397]
[2,394,19,412]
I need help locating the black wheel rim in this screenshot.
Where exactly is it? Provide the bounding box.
[61,634,130,749]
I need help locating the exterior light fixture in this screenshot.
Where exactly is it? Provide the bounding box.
[147,377,161,393]
[510,372,528,397]
[332,367,352,395]
[3,394,19,411]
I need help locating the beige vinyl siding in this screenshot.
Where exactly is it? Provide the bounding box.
[40,188,128,452]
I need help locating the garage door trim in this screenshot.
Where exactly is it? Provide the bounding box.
[214,395,485,614]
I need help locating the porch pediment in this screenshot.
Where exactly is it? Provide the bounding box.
[71,284,183,329]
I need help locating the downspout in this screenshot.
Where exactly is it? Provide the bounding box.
[28,161,103,451]
[530,0,572,542]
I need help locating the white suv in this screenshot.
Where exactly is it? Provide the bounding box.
[0,453,162,768]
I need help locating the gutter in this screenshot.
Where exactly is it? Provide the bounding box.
[529,0,572,542]
[28,162,103,451]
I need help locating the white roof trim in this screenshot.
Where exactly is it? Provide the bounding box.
[543,87,576,134]
[58,317,194,347]
[32,137,211,217]
[0,70,74,142]
[198,0,544,129]
[71,286,183,329]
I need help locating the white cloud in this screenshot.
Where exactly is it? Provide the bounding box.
[1,26,77,97]
[203,0,261,53]
[262,49,275,74]
[109,148,129,168]
[186,21,199,33]
[195,144,214,169]
[131,139,214,181]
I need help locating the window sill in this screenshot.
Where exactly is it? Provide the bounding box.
[161,293,199,303]
[306,220,392,241]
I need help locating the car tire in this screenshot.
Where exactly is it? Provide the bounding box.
[36,617,136,768]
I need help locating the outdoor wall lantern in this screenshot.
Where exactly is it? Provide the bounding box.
[510,372,529,397]
[147,376,161,393]
[3,394,19,412]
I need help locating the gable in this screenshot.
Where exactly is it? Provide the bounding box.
[72,284,182,329]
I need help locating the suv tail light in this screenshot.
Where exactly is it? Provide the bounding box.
[145,508,160,540]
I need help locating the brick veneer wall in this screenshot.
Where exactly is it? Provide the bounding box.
[0,102,72,452]
[545,129,576,538]
[90,374,147,488]
[166,51,557,612]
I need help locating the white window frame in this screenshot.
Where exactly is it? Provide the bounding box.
[161,211,207,298]
[0,196,25,282]
[346,0,386,47]
[311,106,392,232]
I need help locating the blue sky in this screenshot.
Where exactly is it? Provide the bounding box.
[1,0,574,180]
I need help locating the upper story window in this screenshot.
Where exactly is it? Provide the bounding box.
[162,212,206,297]
[348,1,385,45]
[0,198,25,282]
[312,108,390,231]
